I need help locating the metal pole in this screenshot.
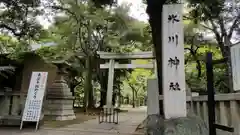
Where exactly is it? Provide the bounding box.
[206,52,216,135]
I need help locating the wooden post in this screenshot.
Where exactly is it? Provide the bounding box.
[206,52,216,135]
[202,102,208,123]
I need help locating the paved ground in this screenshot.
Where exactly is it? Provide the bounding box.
[0,107,146,135]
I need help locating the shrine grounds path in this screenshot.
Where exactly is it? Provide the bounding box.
[0,106,146,135]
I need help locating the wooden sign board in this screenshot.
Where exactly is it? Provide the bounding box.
[162,4,187,119]
[20,72,48,130]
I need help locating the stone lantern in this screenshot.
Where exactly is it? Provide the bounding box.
[44,61,76,121]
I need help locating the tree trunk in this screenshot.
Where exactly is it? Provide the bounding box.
[100,70,108,107]
[146,0,166,115]
[227,59,234,93]
[218,41,233,93]
[117,89,121,108]
[88,85,94,108]
[127,96,130,104]
[100,90,107,107]
[88,57,94,108]
[70,84,76,108]
[224,46,234,93]
[112,93,116,106]
[113,79,120,107]
[224,47,233,93]
[84,56,94,109]
[132,89,135,108]
[135,91,138,107]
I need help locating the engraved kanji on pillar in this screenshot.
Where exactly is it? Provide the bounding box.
[162,4,186,119]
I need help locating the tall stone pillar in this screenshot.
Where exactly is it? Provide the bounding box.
[45,63,76,121]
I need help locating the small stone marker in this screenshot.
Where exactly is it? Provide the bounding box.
[147,78,159,115]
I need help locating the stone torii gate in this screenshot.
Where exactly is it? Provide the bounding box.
[97,51,156,109]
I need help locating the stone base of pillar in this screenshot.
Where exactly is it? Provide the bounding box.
[44,72,76,121]
[44,97,76,121]
[103,105,114,114]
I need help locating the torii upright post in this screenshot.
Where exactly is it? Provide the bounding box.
[106,59,115,108]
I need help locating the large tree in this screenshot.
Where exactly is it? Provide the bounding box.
[46,0,141,109]
[91,0,179,115]
[186,0,240,92]
[0,0,44,40]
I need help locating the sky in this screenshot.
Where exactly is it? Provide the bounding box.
[117,0,148,22]
[38,0,148,29]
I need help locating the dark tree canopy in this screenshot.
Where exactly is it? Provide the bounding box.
[91,0,117,7]
[0,0,43,39]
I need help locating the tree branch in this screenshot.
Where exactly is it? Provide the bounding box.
[0,24,24,37]
[228,14,240,39]
[200,24,214,31]
[184,46,202,78]
[218,17,227,40]
[51,5,79,22]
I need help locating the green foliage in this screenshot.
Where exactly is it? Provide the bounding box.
[184,19,230,93]
[0,0,44,40]
[39,1,149,108]
[0,35,28,77]
[183,0,240,92]
[49,1,134,56]
[185,0,240,52]
[122,60,153,103]
[186,0,226,22]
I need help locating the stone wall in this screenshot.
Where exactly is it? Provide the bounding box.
[20,53,57,94]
